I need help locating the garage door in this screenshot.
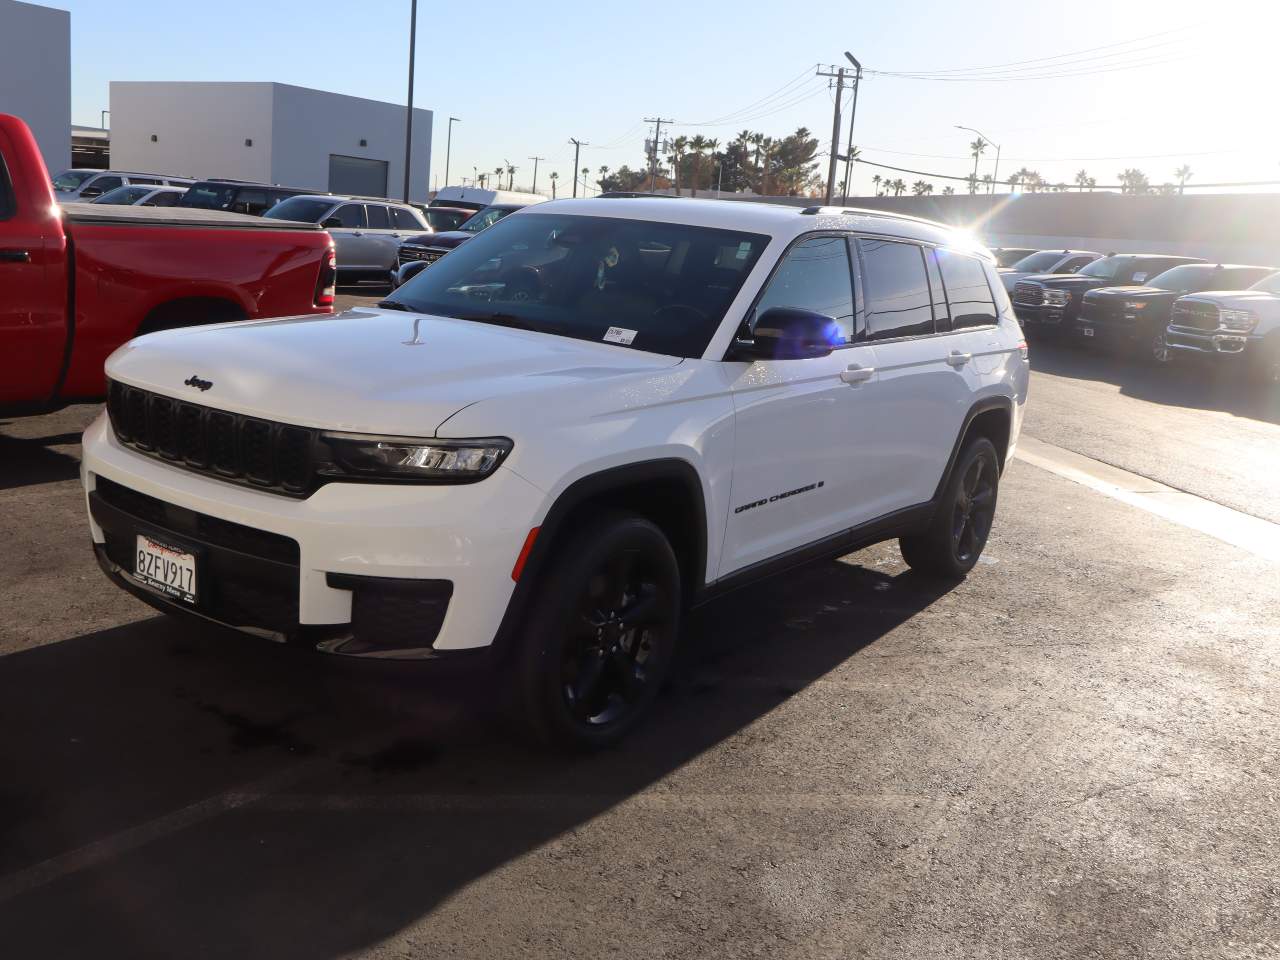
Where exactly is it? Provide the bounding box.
[328,154,389,197]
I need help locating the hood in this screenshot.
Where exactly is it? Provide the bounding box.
[419,230,473,249]
[1084,285,1175,301]
[1027,273,1112,290]
[1179,289,1280,307]
[104,308,683,437]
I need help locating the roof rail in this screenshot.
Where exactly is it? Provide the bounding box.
[798,205,947,228]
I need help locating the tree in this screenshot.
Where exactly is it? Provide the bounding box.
[912,180,933,196]
[506,164,516,190]
[967,137,987,194]
[941,185,956,196]
[494,166,504,189]
[981,173,993,193]
[1010,167,1035,193]
[704,139,720,193]
[583,166,592,194]
[889,178,906,197]
[872,173,882,196]
[1174,164,1193,195]
[1117,168,1150,195]
[549,171,559,199]
[667,135,688,194]
[1074,169,1091,192]
[965,172,979,195]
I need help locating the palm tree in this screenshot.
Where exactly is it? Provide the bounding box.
[981,173,993,193]
[941,185,956,196]
[1174,164,1193,195]
[871,173,882,196]
[1117,168,1150,195]
[582,167,592,194]
[549,171,559,199]
[912,180,932,196]
[967,137,987,194]
[965,173,979,195]
[1010,167,1034,193]
[494,166,504,188]
[687,135,709,197]
[705,139,720,194]
[505,164,516,190]
[667,135,688,194]
[1074,169,1090,192]
[890,178,906,197]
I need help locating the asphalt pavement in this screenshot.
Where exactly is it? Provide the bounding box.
[2,304,1278,958]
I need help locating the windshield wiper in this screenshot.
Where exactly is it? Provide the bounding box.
[376,300,414,311]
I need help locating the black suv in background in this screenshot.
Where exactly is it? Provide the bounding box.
[177,179,311,216]
[1012,254,1205,333]
[1077,263,1277,361]
[393,203,529,286]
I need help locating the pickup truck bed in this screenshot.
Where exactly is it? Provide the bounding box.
[61,202,321,231]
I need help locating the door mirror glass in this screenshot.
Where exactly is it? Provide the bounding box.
[732,307,841,360]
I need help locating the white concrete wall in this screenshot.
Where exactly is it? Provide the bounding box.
[270,84,432,201]
[109,82,274,182]
[109,81,433,200]
[0,0,70,173]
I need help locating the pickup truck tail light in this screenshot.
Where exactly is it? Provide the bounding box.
[314,246,337,308]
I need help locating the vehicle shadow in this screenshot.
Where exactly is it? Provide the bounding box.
[1028,335,1280,424]
[0,556,952,958]
[0,432,82,491]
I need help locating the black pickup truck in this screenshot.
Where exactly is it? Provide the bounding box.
[1076,263,1277,362]
[1012,254,1204,334]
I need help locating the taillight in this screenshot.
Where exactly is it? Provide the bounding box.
[1017,339,1029,361]
[314,246,336,308]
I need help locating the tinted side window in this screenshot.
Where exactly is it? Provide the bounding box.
[237,188,269,214]
[366,204,390,229]
[1061,256,1094,272]
[858,239,934,340]
[937,250,999,329]
[90,175,122,194]
[391,207,421,229]
[129,177,161,185]
[755,235,854,343]
[146,191,181,207]
[924,247,950,331]
[333,203,367,228]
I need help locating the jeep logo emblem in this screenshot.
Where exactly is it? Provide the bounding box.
[184,375,213,392]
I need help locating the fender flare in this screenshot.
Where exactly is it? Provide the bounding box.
[932,395,1016,503]
[489,458,708,658]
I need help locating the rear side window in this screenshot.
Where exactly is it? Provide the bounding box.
[145,190,181,207]
[936,250,999,329]
[391,207,421,230]
[366,204,390,229]
[1060,255,1095,272]
[129,177,161,185]
[755,235,854,343]
[333,203,367,228]
[91,175,123,193]
[857,238,934,340]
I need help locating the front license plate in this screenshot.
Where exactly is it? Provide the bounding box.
[134,534,197,604]
[1081,327,1095,337]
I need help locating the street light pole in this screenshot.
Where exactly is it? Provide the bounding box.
[402,0,417,201]
[842,52,862,202]
[444,116,460,189]
[955,124,1002,195]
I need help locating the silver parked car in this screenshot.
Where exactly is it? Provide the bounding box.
[51,168,195,201]
[264,195,429,282]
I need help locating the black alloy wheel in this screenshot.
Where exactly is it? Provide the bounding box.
[516,511,680,748]
[900,436,1001,579]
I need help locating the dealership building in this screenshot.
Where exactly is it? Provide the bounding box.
[0,0,71,172]
[109,81,433,201]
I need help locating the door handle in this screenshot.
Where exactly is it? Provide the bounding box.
[946,350,973,367]
[840,364,875,385]
[0,249,31,263]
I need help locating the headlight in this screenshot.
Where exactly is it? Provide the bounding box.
[1123,301,1148,311]
[1045,290,1072,305]
[1219,308,1257,333]
[318,433,512,483]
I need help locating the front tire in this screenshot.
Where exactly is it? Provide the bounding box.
[513,511,680,749]
[899,436,1000,579]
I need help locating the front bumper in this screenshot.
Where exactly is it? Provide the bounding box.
[1013,302,1069,327]
[1166,327,1256,358]
[81,413,547,658]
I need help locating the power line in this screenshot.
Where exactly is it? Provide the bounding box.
[868,53,1191,83]
[860,146,1253,163]
[854,156,1280,191]
[680,64,816,127]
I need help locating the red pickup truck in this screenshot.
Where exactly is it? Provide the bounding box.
[0,113,336,415]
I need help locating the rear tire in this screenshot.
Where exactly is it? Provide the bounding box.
[899,436,1000,579]
[512,510,681,749]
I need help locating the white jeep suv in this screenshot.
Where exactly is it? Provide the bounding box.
[82,199,1029,746]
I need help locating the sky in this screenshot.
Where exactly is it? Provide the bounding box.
[62,0,1280,196]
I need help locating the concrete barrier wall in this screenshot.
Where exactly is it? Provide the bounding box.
[721,192,1280,266]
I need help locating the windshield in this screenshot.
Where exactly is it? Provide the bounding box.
[264,197,337,223]
[1250,271,1280,295]
[383,212,769,358]
[427,208,471,231]
[177,183,238,209]
[1010,251,1069,273]
[1078,256,1127,281]
[1149,265,1211,291]
[51,170,96,191]
[994,249,1033,267]
[92,185,151,205]
[460,205,514,233]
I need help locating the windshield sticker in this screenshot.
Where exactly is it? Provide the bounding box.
[1132,272,1148,283]
[604,326,637,345]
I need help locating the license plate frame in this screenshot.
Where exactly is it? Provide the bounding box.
[133,532,199,605]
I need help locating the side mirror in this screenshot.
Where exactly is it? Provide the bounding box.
[321,216,343,229]
[80,186,103,198]
[728,307,841,361]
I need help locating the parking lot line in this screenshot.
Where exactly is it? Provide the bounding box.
[1015,435,1280,563]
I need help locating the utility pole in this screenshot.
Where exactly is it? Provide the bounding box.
[816,66,847,205]
[644,117,674,191]
[402,0,417,201]
[528,156,546,194]
[569,138,588,197]
[443,116,460,189]
[841,52,862,202]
